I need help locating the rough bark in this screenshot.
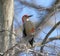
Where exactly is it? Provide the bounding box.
[0,0,15,56]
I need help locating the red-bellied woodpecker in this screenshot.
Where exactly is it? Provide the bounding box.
[22,15,35,46]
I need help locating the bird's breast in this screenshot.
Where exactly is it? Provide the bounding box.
[24,21,35,36]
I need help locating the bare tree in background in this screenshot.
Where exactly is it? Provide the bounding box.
[0,0,60,56]
[14,0,60,56]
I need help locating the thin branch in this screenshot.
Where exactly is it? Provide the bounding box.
[0,29,17,36]
[36,2,60,29]
[18,0,49,10]
[18,0,60,11]
[1,21,60,55]
[46,37,60,43]
[40,21,60,52]
[33,36,60,47]
[2,41,21,56]
[1,35,60,56]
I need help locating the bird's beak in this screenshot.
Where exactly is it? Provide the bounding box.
[28,15,33,17]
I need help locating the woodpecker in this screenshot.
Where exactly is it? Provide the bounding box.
[22,15,35,46]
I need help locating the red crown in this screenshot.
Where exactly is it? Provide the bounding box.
[22,15,28,22]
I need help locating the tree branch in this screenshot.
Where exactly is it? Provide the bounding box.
[18,0,49,10]
[40,21,60,52]
[36,2,60,29]
[46,36,60,43]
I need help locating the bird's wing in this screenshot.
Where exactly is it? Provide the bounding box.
[24,21,35,36]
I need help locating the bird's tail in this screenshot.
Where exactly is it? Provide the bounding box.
[29,38,34,46]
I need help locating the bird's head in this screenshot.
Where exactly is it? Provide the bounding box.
[22,15,33,23]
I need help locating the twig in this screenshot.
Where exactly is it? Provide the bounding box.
[40,21,60,52]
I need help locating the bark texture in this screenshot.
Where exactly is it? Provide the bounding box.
[0,0,15,56]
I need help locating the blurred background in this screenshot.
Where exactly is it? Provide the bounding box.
[14,0,60,56]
